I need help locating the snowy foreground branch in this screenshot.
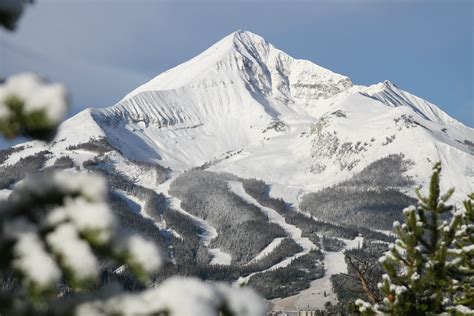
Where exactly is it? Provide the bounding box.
[0,172,159,307]
[77,277,265,316]
[0,73,68,140]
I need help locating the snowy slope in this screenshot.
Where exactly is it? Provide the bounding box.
[2,30,473,304]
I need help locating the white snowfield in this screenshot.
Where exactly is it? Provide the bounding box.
[0,189,11,200]
[208,248,232,266]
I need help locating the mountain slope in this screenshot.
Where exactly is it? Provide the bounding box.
[1,30,473,309]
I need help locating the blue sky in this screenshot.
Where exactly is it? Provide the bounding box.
[1,0,472,148]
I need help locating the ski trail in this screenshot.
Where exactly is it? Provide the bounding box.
[0,189,12,201]
[208,249,232,265]
[115,189,183,240]
[227,180,317,284]
[156,178,232,265]
[248,237,285,265]
[271,236,364,310]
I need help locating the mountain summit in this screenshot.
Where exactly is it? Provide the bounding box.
[124,30,352,102]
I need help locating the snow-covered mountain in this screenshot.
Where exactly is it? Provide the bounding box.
[52,30,472,200]
[1,30,473,309]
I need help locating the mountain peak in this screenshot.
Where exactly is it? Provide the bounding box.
[230,30,268,47]
[383,79,395,88]
[364,80,397,94]
[216,30,272,62]
[122,30,352,101]
[215,30,267,47]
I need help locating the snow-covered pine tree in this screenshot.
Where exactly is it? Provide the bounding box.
[448,193,474,312]
[356,163,473,315]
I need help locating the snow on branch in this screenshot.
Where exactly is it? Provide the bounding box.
[76,276,265,316]
[0,171,163,294]
[0,73,68,140]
